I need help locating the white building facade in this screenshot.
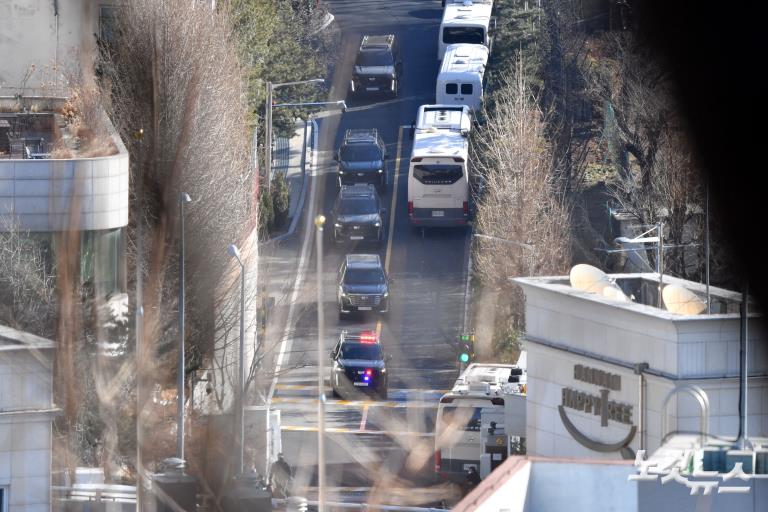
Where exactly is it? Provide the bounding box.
[0,325,57,512]
[515,273,768,461]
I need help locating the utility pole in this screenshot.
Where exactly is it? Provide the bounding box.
[177,193,191,461]
[265,82,273,195]
[314,215,327,512]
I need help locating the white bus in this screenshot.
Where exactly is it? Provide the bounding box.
[438,0,494,61]
[435,360,526,482]
[407,105,471,227]
[436,43,488,112]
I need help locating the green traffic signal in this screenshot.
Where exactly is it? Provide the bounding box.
[459,352,470,363]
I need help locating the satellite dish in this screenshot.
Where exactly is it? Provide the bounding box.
[603,283,630,302]
[570,264,611,294]
[663,284,707,315]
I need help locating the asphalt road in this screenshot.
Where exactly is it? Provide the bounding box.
[267,0,471,504]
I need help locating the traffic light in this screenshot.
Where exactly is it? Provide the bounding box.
[458,334,475,363]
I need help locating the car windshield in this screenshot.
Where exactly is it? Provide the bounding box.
[344,267,385,284]
[339,197,378,215]
[356,50,394,67]
[340,144,382,162]
[443,27,485,45]
[340,343,382,360]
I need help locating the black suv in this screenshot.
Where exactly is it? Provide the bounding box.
[330,330,390,399]
[350,34,402,98]
[335,129,387,189]
[332,184,385,244]
[337,254,390,317]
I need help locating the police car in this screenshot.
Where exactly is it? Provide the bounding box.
[329,330,390,399]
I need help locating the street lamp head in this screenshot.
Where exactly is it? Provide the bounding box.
[228,244,242,263]
[181,192,192,204]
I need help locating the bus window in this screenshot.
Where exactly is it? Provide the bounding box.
[446,83,458,95]
[413,164,463,185]
[441,406,483,432]
[443,27,484,45]
[461,83,473,95]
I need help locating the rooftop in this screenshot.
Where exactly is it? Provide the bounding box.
[443,0,493,26]
[441,44,489,75]
[0,324,55,352]
[0,99,119,160]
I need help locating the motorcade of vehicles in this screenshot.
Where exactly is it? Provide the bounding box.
[438,0,494,61]
[330,330,390,399]
[436,43,488,111]
[407,105,471,227]
[435,356,527,483]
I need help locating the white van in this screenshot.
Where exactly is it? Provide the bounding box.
[436,44,488,111]
[438,0,494,60]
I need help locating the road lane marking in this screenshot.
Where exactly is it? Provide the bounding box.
[359,404,369,430]
[272,397,439,409]
[281,425,434,437]
[384,125,404,276]
[267,146,320,402]
[275,384,448,394]
[376,320,382,338]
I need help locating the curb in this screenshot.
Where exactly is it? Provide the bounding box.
[265,118,314,244]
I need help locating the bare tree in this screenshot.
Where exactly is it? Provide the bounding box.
[472,63,572,337]
[0,221,57,337]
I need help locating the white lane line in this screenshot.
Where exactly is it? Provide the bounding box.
[359,404,369,430]
[273,397,439,409]
[281,425,434,437]
[267,155,320,403]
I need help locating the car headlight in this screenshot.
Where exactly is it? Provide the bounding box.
[339,169,345,175]
[334,222,342,228]
[381,368,387,373]
[335,365,345,372]
[377,169,383,173]
[383,292,389,299]
[339,287,347,298]
[374,222,381,227]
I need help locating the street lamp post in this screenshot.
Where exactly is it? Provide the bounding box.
[177,193,192,462]
[228,244,246,475]
[265,78,325,195]
[314,215,327,512]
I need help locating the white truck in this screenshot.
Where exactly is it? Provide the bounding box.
[434,355,527,482]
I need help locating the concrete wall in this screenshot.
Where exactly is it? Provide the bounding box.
[0,343,54,512]
[0,135,129,231]
[518,277,768,460]
[526,342,768,459]
[526,460,637,512]
[0,0,100,95]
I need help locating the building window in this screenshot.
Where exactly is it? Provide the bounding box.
[99,5,119,43]
[79,228,126,297]
[445,83,458,94]
[0,487,7,512]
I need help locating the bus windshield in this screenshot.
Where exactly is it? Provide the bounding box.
[443,27,485,45]
[413,164,463,185]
